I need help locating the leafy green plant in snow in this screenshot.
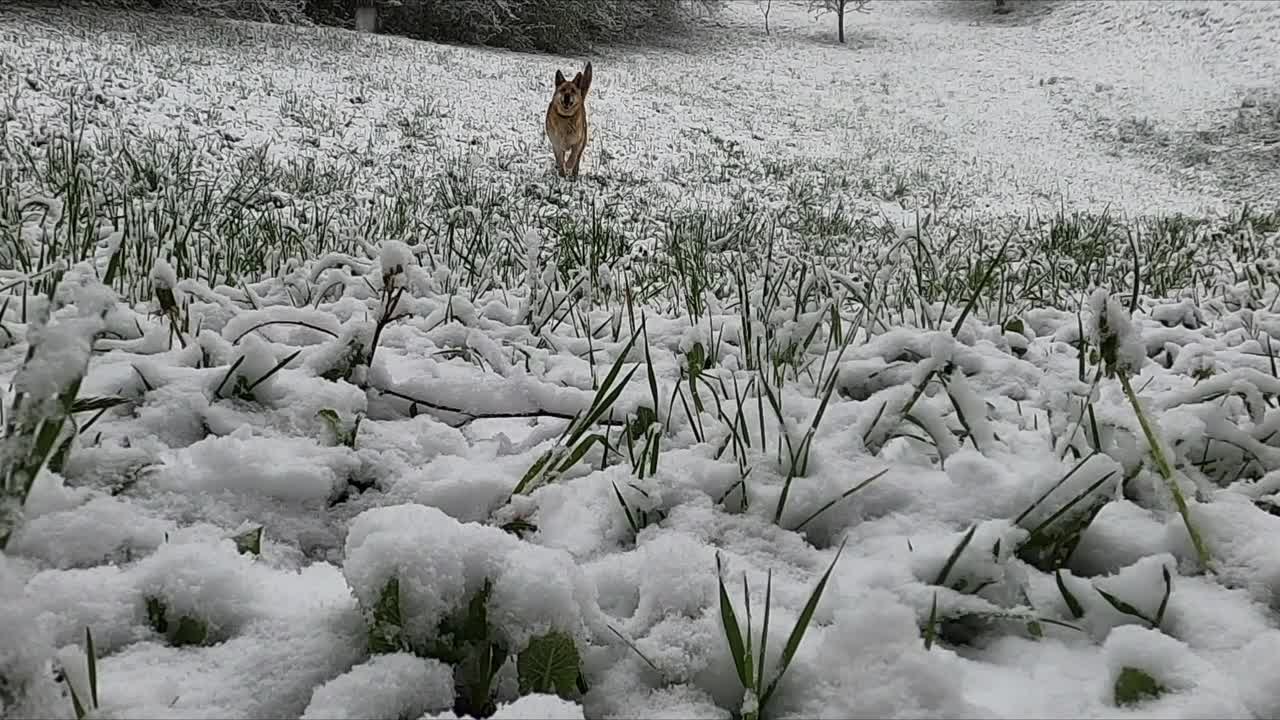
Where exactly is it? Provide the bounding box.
[1114,667,1165,706]
[517,631,582,699]
[145,596,210,647]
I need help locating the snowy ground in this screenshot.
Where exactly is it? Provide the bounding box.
[2,1,1280,718]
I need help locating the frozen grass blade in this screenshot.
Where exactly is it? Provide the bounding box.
[576,327,644,438]
[230,320,339,345]
[1013,451,1099,526]
[742,571,755,715]
[1,300,95,548]
[1154,565,1172,627]
[1126,226,1141,314]
[714,552,753,693]
[933,524,977,588]
[1119,372,1212,572]
[69,680,86,720]
[212,355,247,399]
[1055,569,1084,619]
[950,231,1013,337]
[716,539,846,719]
[612,481,640,536]
[792,468,889,533]
[241,349,302,396]
[923,591,939,650]
[755,568,773,703]
[641,314,660,419]
[1092,563,1173,631]
[85,626,98,709]
[606,624,661,675]
[1023,470,1117,540]
[63,626,99,719]
[510,325,642,497]
[864,366,938,455]
[758,537,847,710]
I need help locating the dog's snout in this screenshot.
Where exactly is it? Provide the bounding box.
[562,94,573,107]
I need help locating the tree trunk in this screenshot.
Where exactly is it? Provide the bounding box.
[837,0,846,43]
[355,6,378,33]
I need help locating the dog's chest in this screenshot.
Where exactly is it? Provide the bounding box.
[545,107,585,146]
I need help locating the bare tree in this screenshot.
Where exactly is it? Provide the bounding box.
[808,0,870,44]
[757,0,773,35]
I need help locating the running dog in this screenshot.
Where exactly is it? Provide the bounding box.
[544,62,592,178]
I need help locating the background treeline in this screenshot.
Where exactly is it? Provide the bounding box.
[61,0,727,52]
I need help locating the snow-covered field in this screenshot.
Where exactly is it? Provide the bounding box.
[2,0,1280,718]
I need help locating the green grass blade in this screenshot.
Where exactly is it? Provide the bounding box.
[85,626,97,708]
[933,523,977,588]
[923,591,938,650]
[1154,565,1172,628]
[1014,451,1099,526]
[1024,470,1116,541]
[950,231,1013,337]
[1055,569,1084,619]
[641,315,660,418]
[212,354,247,398]
[792,468,889,532]
[756,568,772,697]
[760,537,847,707]
[612,482,639,535]
[606,623,661,675]
[242,348,302,395]
[554,433,607,474]
[569,367,639,446]
[510,449,555,497]
[715,552,752,690]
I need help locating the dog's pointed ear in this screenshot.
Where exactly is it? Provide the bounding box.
[555,69,567,87]
[576,62,593,94]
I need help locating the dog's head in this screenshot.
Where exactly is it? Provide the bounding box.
[551,62,592,115]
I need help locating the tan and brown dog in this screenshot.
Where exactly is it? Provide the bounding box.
[544,62,592,178]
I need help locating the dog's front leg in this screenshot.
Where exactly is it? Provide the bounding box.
[567,144,583,178]
[558,146,571,177]
[548,139,565,177]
